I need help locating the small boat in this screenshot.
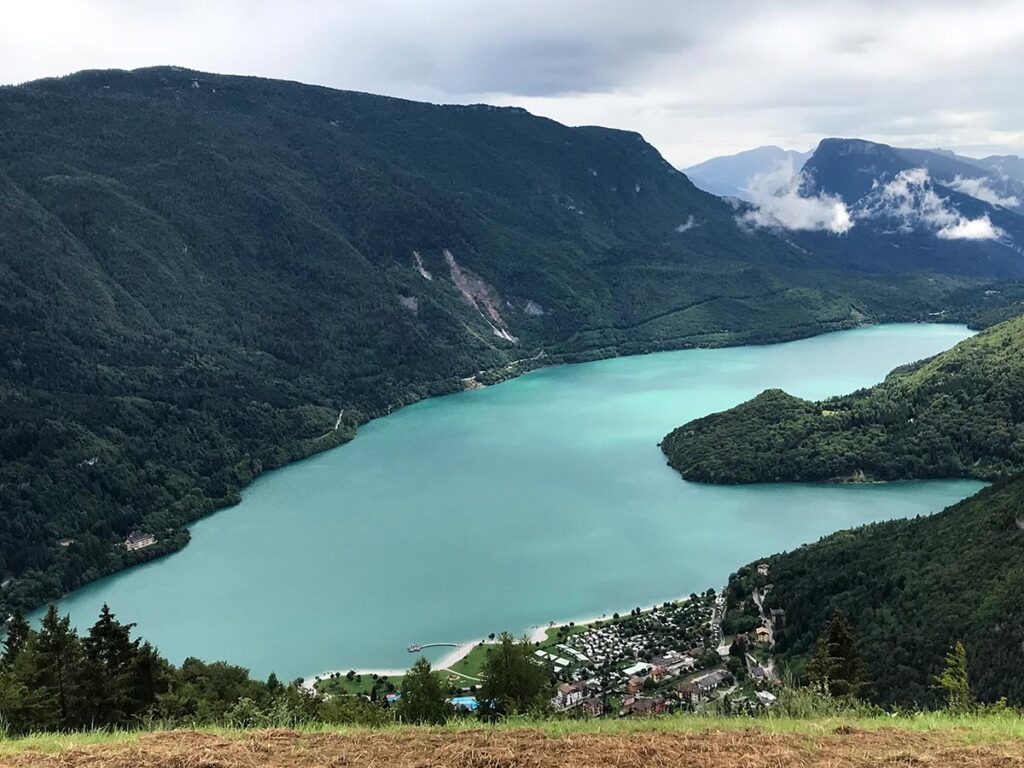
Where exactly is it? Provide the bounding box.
[407,644,422,653]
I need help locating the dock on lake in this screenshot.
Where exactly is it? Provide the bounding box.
[407,642,459,653]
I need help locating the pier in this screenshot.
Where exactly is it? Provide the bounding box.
[407,642,459,653]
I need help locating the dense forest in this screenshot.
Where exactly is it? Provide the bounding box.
[0,604,392,733]
[724,476,1024,708]
[662,315,1024,483]
[2,66,1023,617]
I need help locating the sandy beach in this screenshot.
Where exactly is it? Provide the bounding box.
[527,592,700,643]
[304,592,707,690]
[302,641,478,690]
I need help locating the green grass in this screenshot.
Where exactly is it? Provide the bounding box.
[5,712,1024,756]
[315,653,484,697]
[444,644,492,681]
[316,673,403,697]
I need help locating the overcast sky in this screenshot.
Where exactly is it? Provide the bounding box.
[3,1,1023,166]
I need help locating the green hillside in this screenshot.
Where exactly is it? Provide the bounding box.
[0,66,1017,616]
[664,313,1024,706]
[661,315,1024,484]
[724,475,1024,707]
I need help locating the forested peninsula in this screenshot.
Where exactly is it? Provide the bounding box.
[662,315,1024,484]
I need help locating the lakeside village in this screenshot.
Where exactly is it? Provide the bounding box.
[314,563,783,717]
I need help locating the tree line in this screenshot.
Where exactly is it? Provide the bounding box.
[0,605,553,735]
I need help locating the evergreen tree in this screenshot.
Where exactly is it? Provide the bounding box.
[805,610,869,699]
[934,641,974,713]
[84,604,139,671]
[2,610,30,666]
[397,658,450,724]
[128,641,171,711]
[0,641,53,734]
[82,604,142,722]
[34,605,88,728]
[267,672,282,694]
[477,633,550,720]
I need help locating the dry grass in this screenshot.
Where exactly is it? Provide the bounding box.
[4,720,1024,768]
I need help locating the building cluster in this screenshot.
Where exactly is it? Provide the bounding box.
[542,591,782,718]
[543,594,741,716]
[554,597,717,674]
[550,657,737,717]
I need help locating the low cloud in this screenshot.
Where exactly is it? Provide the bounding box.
[675,215,700,233]
[740,160,853,234]
[868,168,1005,240]
[947,175,1020,208]
[935,214,1003,240]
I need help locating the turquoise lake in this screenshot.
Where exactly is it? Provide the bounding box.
[47,324,985,680]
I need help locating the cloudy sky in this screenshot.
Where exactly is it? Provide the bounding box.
[3,0,1023,166]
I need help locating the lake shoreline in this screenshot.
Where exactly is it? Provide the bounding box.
[23,318,879,618]
[38,322,982,681]
[302,590,711,689]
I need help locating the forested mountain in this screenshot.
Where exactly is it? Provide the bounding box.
[668,305,1024,706]
[724,476,1024,707]
[807,139,1024,218]
[661,315,1024,484]
[0,66,1020,617]
[787,139,1024,277]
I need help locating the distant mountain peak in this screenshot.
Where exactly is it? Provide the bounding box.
[682,145,811,202]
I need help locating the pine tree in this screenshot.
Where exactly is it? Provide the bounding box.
[805,610,869,699]
[0,641,53,734]
[1,610,30,666]
[934,641,974,713]
[34,605,88,728]
[267,672,282,694]
[398,657,450,724]
[128,641,170,710]
[477,633,550,720]
[84,604,139,671]
[83,604,142,722]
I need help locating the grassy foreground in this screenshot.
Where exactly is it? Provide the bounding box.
[4,712,1024,766]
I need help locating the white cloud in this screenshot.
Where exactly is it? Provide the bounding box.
[872,168,953,229]
[866,168,1005,240]
[936,215,1003,240]
[740,160,853,234]
[675,215,699,233]
[947,175,1020,208]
